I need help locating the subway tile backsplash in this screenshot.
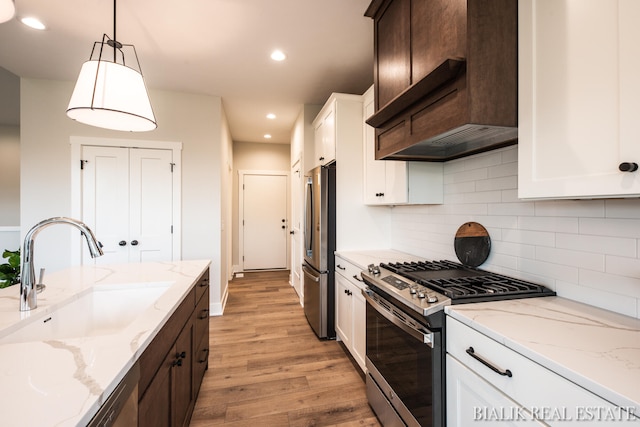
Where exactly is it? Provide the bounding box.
[389,146,640,319]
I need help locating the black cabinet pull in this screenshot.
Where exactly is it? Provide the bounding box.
[118,240,126,246]
[619,162,639,172]
[466,347,512,377]
[131,240,139,246]
[353,274,364,283]
[172,358,182,367]
[337,264,346,270]
[200,309,210,319]
[199,348,209,364]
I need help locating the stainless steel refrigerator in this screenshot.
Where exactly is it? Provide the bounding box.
[302,163,336,339]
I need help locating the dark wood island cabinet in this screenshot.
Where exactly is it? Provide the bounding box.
[138,269,210,427]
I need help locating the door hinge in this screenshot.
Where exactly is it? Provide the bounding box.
[170,162,175,172]
[171,225,173,234]
[80,160,88,170]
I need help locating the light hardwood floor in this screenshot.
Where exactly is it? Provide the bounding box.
[190,270,382,427]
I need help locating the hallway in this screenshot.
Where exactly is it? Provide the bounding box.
[189,270,381,426]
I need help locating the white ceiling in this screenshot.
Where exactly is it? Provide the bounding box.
[0,0,373,143]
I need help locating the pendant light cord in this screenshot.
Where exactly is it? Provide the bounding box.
[112,0,117,62]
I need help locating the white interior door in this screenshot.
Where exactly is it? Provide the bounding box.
[290,160,303,297]
[242,172,288,270]
[129,148,174,262]
[82,146,130,264]
[81,145,174,264]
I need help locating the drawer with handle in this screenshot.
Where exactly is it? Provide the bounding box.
[446,317,635,425]
[335,256,365,287]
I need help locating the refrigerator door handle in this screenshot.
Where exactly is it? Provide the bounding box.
[304,176,313,257]
[302,264,320,282]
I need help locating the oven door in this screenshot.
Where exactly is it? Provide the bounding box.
[363,288,444,427]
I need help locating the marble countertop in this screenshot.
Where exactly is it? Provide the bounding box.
[335,248,425,270]
[0,259,210,427]
[337,248,640,418]
[446,298,640,418]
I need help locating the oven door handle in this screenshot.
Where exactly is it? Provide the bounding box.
[363,289,434,347]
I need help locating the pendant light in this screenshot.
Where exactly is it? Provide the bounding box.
[66,0,156,132]
[0,0,15,23]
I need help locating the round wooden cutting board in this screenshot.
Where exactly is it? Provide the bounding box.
[454,222,491,267]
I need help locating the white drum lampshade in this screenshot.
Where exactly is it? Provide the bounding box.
[67,59,157,132]
[0,0,15,23]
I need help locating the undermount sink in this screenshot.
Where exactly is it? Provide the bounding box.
[0,282,172,345]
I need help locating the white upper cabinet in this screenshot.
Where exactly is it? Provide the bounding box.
[518,0,640,199]
[313,106,336,168]
[312,93,362,169]
[362,86,443,205]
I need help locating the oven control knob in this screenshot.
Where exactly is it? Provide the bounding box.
[409,288,417,294]
[427,294,438,303]
[418,292,425,299]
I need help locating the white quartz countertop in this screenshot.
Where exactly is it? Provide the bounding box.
[0,259,210,427]
[335,249,425,270]
[446,298,640,418]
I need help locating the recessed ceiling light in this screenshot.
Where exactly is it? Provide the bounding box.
[264,134,272,139]
[270,50,286,61]
[266,113,276,120]
[21,16,46,30]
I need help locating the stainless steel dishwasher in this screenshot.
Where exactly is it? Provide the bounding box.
[87,363,140,427]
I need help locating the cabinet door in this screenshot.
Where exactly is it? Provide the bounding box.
[447,355,544,426]
[363,91,389,204]
[351,286,367,371]
[139,351,173,427]
[518,0,640,199]
[173,321,194,427]
[313,106,336,167]
[335,273,353,349]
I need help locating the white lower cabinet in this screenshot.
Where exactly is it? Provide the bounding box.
[335,255,366,372]
[446,316,637,426]
[447,355,544,426]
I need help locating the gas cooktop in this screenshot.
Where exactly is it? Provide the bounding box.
[361,260,556,317]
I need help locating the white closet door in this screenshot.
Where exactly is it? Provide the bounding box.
[81,145,173,265]
[82,146,130,264]
[129,148,173,262]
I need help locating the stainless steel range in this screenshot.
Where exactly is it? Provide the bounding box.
[361,259,555,427]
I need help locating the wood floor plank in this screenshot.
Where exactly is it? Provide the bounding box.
[189,271,381,426]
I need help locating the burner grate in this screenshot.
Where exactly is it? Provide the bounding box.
[379,260,555,302]
[420,275,551,299]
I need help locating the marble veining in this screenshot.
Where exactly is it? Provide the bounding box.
[446,297,640,418]
[0,259,210,427]
[336,249,640,420]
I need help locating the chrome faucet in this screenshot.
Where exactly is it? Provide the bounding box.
[20,217,104,311]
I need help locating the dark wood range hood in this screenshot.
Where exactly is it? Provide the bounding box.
[365,0,518,162]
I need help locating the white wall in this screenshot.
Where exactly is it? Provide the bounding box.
[390,145,640,319]
[20,78,231,313]
[0,124,20,226]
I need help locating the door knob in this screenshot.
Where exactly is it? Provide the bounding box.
[118,240,127,246]
[282,219,285,222]
[282,225,286,229]
[131,240,139,246]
